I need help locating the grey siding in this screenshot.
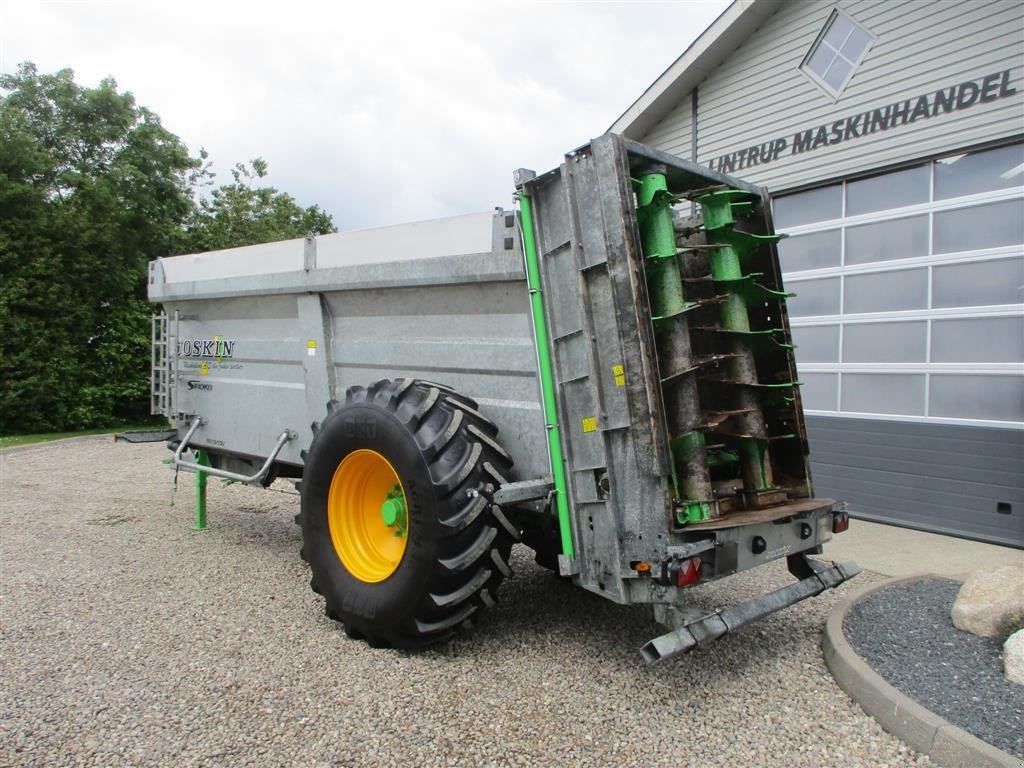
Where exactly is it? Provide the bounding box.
[642,0,1024,193]
[806,415,1024,548]
[642,89,694,160]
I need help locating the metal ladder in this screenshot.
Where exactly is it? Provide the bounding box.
[150,312,171,416]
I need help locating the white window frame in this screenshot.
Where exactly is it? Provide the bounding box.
[799,8,875,100]
[775,147,1024,430]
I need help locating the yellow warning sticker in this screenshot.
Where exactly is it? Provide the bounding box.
[581,416,598,433]
[307,340,317,357]
[612,364,626,387]
[200,362,209,375]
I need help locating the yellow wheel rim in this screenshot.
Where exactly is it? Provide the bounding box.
[327,449,408,583]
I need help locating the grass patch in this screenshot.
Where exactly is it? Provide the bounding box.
[1,422,170,449]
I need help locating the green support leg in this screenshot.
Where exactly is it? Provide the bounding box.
[194,449,209,531]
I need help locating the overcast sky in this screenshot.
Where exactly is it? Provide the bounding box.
[1,0,729,229]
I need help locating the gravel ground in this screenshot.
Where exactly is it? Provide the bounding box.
[1,437,932,767]
[844,578,1024,758]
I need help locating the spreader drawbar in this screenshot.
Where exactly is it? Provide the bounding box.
[640,558,862,664]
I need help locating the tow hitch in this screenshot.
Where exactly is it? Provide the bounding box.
[640,556,861,664]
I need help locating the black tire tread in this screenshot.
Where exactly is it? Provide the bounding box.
[429,567,492,608]
[299,378,517,649]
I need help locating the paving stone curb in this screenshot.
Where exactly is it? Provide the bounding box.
[823,574,1023,768]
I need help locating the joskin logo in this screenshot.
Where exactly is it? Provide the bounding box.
[176,336,236,361]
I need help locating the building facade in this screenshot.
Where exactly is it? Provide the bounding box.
[612,0,1023,546]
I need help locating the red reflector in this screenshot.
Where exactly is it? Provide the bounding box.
[675,556,702,587]
[832,511,850,534]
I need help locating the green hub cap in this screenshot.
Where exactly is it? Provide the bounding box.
[380,485,407,537]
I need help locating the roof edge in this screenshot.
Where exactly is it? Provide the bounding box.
[609,0,785,140]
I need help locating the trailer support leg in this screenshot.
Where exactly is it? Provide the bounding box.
[194,449,209,531]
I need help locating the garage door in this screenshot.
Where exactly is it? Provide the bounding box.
[774,142,1023,547]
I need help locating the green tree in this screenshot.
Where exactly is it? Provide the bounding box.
[1,62,203,432]
[185,158,334,252]
[0,63,336,434]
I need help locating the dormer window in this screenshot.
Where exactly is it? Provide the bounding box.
[801,9,874,98]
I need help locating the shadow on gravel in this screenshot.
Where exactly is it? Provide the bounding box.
[196,493,302,559]
[202,495,828,678]
[419,552,813,680]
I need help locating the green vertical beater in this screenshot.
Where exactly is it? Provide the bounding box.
[636,168,712,523]
[697,191,776,492]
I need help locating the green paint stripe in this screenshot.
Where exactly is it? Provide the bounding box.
[519,192,574,560]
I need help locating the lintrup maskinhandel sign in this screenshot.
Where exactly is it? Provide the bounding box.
[707,69,1017,174]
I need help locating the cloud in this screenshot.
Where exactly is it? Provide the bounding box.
[2,0,729,229]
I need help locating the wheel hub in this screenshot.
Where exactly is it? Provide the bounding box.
[327,450,409,583]
[380,485,407,536]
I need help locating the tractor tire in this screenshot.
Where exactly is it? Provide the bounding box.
[297,378,517,648]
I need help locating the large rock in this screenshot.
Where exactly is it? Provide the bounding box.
[1006,630,1024,685]
[950,565,1024,638]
